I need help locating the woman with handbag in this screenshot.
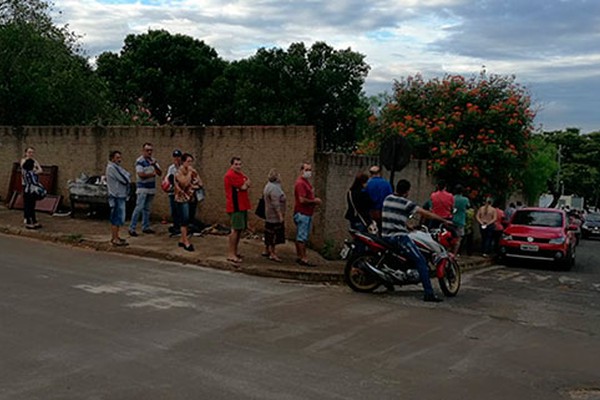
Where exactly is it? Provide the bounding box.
[21,158,43,229]
[174,153,203,252]
[262,169,287,262]
[344,172,375,233]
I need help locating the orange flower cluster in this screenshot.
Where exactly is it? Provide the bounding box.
[359,71,536,202]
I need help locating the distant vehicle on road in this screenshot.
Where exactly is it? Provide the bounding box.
[582,212,600,239]
[499,207,577,269]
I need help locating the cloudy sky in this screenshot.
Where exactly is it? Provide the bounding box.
[53,0,600,133]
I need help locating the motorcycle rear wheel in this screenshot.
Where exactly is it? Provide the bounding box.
[438,258,461,297]
[344,254,381,293]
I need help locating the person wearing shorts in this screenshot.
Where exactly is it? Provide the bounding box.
[105,150,131,246]
[224,156,251,264]
[293,162,321,266]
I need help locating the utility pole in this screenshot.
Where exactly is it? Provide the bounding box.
[555,144,562,194]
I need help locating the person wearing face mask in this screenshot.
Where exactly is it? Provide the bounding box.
[293,162,321,266]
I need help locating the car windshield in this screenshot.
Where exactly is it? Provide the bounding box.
[586,213,600,222]
[512,210,563,227]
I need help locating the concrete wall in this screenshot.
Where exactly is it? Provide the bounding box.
[0,126,437,253]
[312,153,434,253]
[0,126,315,233]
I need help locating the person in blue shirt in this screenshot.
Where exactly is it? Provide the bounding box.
[365,165,393,230]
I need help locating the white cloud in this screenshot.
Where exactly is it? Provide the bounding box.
[52,0,600,132]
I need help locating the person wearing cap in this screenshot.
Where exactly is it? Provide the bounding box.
[365,165,392,230]
[166,149,183,236]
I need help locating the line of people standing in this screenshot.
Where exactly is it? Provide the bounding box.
[105,143,204,251]
[225,158,321,266]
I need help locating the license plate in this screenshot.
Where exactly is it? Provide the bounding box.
[520,244,539,252]
[340,246,351,260]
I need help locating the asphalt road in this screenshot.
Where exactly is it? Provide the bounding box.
[1,233,599,400]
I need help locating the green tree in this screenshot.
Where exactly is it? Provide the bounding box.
[0,0,111,125]
[521,135,558,205]
[360,71,535,203]
[96,30,226,125]
[543,128,600,208]
[211,42,370,151]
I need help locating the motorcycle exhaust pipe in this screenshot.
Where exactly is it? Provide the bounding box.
[358,258,394,283]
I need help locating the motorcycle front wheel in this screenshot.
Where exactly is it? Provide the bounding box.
[438,258,461,297]
[344,254,381,293]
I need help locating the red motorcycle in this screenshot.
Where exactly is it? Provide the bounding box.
[341,226,461,296]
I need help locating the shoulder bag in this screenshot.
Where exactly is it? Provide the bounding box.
[347,191,378,234]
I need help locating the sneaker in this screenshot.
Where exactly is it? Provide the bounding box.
[129,230,138,237]
[423,293,443,303]
[25,224,36,230]
[142,228,156,234]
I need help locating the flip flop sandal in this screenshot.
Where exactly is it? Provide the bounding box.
[297,259,316,267]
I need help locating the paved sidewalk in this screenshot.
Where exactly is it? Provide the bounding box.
[0,205,493,283]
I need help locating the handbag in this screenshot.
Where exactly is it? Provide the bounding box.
[348,191,378,234]
[161,174,173,193]
[195,187,206,202]
[31,182,47,200]
[255,196,266,219]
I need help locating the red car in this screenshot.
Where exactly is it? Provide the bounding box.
[498,207,577,269]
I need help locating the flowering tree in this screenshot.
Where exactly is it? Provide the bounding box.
[359,71,535,203]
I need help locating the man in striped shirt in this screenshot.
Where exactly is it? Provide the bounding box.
[382,179,452,303]
[129,142,162,236]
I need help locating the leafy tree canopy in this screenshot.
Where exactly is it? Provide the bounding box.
[359,71,536,203]
[0,0,111,125]
[521,134,558,206]
[211,41,370,151]
[542,128,600,207]
[96,29,226,125]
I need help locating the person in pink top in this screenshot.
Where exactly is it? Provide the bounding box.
[430,180,454,228]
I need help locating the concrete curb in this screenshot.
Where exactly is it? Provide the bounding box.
[0,224,493,284]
